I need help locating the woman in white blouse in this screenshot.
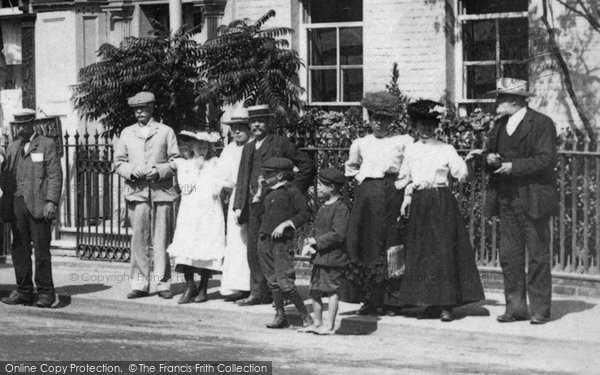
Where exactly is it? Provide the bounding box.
[395,100,484,321]
[344,92,414,316]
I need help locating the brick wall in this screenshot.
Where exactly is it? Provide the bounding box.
[364,0,451,101]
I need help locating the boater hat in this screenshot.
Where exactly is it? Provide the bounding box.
[248,104,274,119]
[11,109,36,124]
[486,77,535,97]
[127,92,156,107]
[224,107,250,126]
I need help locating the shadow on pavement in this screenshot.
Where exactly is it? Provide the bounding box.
[551,299,596,321]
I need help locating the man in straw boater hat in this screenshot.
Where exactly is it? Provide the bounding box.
[0,109,63,308]
[114,91,180,300]
[468,77,558,325]
[232,104,316,306]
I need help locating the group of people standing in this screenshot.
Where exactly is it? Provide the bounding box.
[0,76,557,329]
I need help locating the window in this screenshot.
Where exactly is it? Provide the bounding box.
[304,0,363,105]
[1,19,22,90]
[457,0,528,115]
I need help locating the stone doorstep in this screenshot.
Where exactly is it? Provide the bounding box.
[35,243,600,299]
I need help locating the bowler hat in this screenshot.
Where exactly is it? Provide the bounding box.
[248,104,273,119]
[11,109,36,124]
[128,92,156,107]
[261,157,294,173]
[487,77,535,97]
[318,168,345,186]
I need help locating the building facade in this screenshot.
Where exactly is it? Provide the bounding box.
[1,0,599,137]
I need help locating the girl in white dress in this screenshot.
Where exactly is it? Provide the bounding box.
[218,109,252,300]
[168,130,225,304]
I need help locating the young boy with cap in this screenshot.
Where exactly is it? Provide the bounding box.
[300,168,349,335]
[253,157,312,329]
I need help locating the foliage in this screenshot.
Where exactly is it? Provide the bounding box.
[72,25,206,135]
[199,10,305,123]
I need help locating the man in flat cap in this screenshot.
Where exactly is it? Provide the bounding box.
[233,104,316,306]
[470,78,558,324]
[114,91,180,299]
[0,109,62,308]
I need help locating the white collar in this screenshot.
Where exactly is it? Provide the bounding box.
[508,107,527,123]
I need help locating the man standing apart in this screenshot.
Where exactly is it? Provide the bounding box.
[233,104,315,306]
[0,109,62,308]
[469,78,558,324]
[114,92,180,299]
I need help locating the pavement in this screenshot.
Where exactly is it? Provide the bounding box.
[1,256,600,374]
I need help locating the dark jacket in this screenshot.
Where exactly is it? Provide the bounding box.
[0,135,63,221]
[259,182,310,236]
[310,199,350,268]
[483,108,558,219]
[233,134,315,224]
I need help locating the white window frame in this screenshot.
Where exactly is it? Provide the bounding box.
[300,3,363,107]
[454,0,528,115]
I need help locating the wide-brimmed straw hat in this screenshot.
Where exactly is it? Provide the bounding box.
[178,130,220,143]
[224,107,250,126]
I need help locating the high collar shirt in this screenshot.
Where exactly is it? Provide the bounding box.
[23,133,37,154]
[344,134,414,184]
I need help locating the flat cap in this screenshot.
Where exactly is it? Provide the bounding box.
[261,157,294,173]
[127,92,156,107]
[12,108,36,124]
[248,104,273,119]
[318,168,345,186]
[361,92,402,118]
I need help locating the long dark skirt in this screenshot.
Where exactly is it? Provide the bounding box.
[345,175,404,305]
[394,187,485,307]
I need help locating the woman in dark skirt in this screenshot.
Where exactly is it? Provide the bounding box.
[344,92,413,315]
[395,99,485,321]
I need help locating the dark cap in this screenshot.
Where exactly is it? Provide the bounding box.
[261,157,294,173]
[318,168,345,186]
[407,99,444,123]
[361,91,402,118]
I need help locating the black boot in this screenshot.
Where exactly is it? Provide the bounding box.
[266,290,288,329]
[178,273,198,304]
[194,270,211,303]
[288,289,313,328]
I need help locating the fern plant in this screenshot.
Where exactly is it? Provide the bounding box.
[198,10,305,123]
[71,24,206,135]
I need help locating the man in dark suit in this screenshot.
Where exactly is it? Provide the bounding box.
[469,78,558,325]
[233,104,315,306]
[0,109,63,308]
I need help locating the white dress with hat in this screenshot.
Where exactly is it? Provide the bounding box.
[217,141,251,294]
[168,157,225,272]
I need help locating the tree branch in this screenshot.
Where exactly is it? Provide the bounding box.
[542,0,593,141]
[555,0,600,33]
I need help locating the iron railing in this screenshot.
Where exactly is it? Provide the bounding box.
[0,131,598,277]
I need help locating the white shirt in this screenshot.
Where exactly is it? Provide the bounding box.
[138,123,151,139]
[23,133,37,154]
[345,134,414,184]
[505,107,527,136]
[396,140,468,190]
[254,137,266,150]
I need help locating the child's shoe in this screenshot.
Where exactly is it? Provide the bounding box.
[266,312,289,329]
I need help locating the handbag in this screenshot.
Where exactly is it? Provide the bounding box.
[387,244,405,279]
